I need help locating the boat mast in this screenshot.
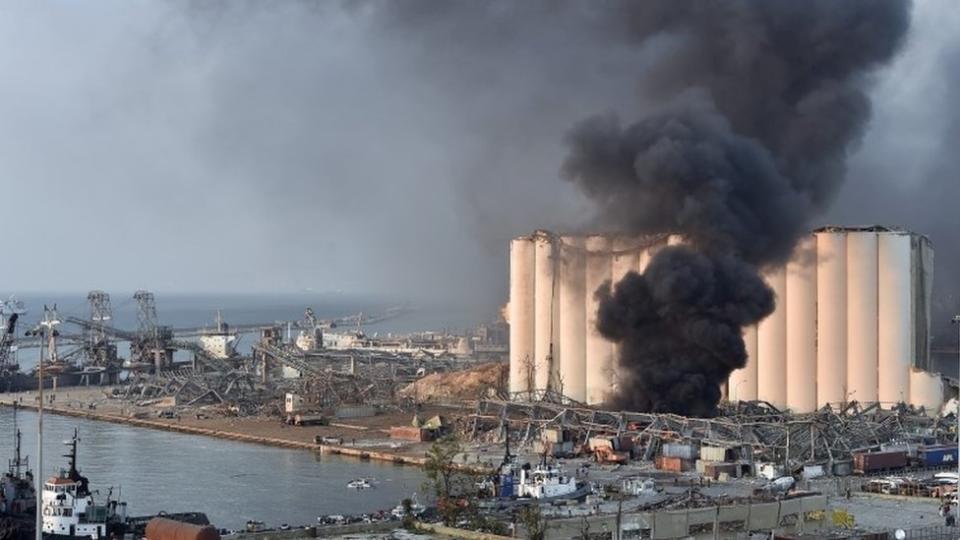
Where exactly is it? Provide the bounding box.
[9,428,27,478]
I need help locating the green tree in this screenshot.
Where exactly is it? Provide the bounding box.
[519,505,547,540]
[424,435,463,499]
[424,435,471,525]
[400,497,415,530]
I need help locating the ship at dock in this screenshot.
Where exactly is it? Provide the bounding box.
[40,430,128,540]
[1,300,118,394]
[2,430,36,513]
[1,426,212,540]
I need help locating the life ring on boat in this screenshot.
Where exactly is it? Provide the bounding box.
[42,506,52,516]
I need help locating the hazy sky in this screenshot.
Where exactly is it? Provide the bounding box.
[1,1,956,310]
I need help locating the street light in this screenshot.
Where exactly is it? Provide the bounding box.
[24,322,44,540]
[952,314,960,502]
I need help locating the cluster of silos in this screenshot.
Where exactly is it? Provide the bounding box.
[728,226,938,412]
[508,226,942,413]
[508,230,676,404]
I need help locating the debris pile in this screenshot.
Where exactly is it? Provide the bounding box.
[398,362,507,403]
[463,398,957,475]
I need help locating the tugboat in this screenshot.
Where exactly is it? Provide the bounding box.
[390,494,425,519]
[1,429,36,516]
[40,430,128,539]
[515,463,581,499]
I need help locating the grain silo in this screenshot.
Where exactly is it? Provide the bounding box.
[507,226,942,413]
[533,231,558,392]
[757,267,787,408]
[584,235,613,404]
[508,236,534,394]
[558,236,586,402]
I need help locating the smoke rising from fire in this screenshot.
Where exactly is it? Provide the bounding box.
[563,1,911,416]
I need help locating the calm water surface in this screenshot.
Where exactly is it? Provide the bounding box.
[0,409,426,529]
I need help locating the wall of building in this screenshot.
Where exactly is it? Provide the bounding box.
[507,226,938,413]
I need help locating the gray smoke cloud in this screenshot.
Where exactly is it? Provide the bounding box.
[563,1,911,416]
[1,0,953,361]
[831,34,960,358]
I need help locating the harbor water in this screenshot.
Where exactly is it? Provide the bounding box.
[0,408,427,530]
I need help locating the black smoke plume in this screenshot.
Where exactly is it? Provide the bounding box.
[563,1,911,416]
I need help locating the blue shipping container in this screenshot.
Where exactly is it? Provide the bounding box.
[920,446,958,466]
[499,474,515,498]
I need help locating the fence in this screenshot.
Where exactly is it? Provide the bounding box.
[894,525,957,540]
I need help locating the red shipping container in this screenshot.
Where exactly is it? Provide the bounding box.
[656,455,686,472]
[390,426,434,442]
[853,450,907,473]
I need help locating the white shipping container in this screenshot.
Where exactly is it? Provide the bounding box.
[662,443,697,460]
[757,462,783,480]
[700,446,728,462]
[803,465,825,480]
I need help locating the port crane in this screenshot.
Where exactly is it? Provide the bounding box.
[0,296,26,371]
[67,316,232,374]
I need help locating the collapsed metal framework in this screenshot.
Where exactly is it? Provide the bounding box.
[120,367,265,415]
[115,342,440,415]
[465,398,954,468]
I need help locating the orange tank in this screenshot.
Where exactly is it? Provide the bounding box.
[145,518,220,540]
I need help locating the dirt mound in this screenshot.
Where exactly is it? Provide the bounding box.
[399,362,507,403]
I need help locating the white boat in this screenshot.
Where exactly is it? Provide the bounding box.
[41,430,128,539]
[516,465,579,499]
[391,494,425,519]
[346,478,373,489]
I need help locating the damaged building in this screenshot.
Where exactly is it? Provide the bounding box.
[508,226,944,413]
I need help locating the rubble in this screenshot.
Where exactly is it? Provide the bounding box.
[462,397,957,475]
[398,362,507,403]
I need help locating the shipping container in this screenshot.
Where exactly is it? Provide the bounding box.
[703,462,738,479]
[757,462,783,480]
[832,460,853,476]
[588,437,614,452]
[699,446,728,462]
[293,414,327,426]
[655,455,687,472]
[918,445,959,467]
[389,426,434,442]
[335,404,378,419]
[661,443,696,460]
[853,450,907,473]
[802,464,825,480]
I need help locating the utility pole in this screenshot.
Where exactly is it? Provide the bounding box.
[35,324,43,540]
[953,314,960,506]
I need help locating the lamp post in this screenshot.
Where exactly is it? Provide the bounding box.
[952,315,960,503]
[30,306,60,540]
[26,322,44,540]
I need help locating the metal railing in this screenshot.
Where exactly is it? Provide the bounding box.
[893,525,957,540]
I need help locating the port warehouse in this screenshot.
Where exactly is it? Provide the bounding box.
[508,225,945,413]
